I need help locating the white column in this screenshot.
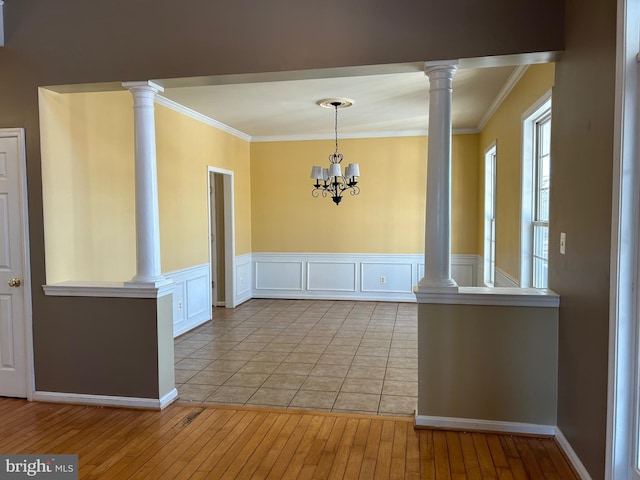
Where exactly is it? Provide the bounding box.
[122,81,168,286]
[418,61,459,292]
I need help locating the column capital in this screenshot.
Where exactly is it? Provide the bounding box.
[424,60,459,77]
[122,80,164,94]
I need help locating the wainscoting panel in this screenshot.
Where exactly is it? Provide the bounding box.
[252,253,482,302]
[255,260,304,291]
[361,262,414,293]
[235,254,252,306]
[308,262,357,291]
[165,264,212,338]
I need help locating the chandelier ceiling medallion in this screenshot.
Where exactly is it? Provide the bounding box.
[310,98,360,206]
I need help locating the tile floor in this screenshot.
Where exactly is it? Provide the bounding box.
[174,299,418,416]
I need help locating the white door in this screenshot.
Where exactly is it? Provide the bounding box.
[209,173,218,307]
[0,129,30,398]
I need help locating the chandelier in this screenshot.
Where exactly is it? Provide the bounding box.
[310,98,360,206]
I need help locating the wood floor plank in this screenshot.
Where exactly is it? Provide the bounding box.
[358,418,383,479]
[343,418,371,479]
[0,399,581,479]
[419,429,437,480]
[326,417,359,479]
[459,431,483,480]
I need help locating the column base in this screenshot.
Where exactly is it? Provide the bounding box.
[125,277,173,289]
[415,278,459,294]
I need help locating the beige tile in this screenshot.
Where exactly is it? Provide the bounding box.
[219,350,257,361]
[263,374,307,390]
[188,349,223,360]
[244,334,277,343]
[284,352,321,364]
[209,359,248,372]
[223,372,270,387]
[232,342,268,352]
[323,345,358,356]
[347,366,386,379]
[251,351,290,363]
[352,355,388,368]
[206,386,256,404]
[385,367,417,382]
[175,358,214,370]
[386,357,418,369]
[247,388,297,407]
[317,354,354,366]
[187,370,234,386]
[178,384,218,402]
[389,348,418,359]
[299,336,333,345]
[391,340,416,349]
[293,344,327,354]
[290,390,338,409]
[262,343,296,353]
[378,395,417,416]
[309,364,350,378]
[174,369,199,383]
[363,332,393,340]
[301,376,344,392]
[333,392,380,412]
[329,337,360,346]
[274,363,315,376]
[271,335,305,344]
[360,338,391,348]
[341,378,383,394]
[382,380,418,396]
[356,346,390,357]
[239,361,280,374]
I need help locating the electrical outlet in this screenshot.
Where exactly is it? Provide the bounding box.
[239,277,244,285]
[380,275,387,285]
[178,300,183,310]
[560,232,566,255]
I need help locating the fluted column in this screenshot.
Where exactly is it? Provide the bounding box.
[418,61,458,292]
[122,81,168,286]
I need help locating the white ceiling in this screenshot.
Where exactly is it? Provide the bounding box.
[159,64,523,141]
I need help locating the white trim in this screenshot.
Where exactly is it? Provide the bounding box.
[520,90,553,287]
[477,65,530,131]
[495,268,520,287]
[414,414,555,436]
[250,128,479,143]
[165,264,211,338]
[0,1,5,47]
[414,286,559,307]
[43,280,174,298]
[234,253,252,306]
[33,388,179,410]
[483,141,497,286]
[606,0,640,478]
[251,253,481,302]
[207,166,237,308]
[155,95,251,141]
[556,428,594,480]
[0,128,34,401]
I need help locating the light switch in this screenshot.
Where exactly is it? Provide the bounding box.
[560,232,566,255]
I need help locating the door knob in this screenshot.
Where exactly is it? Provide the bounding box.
[8,278,21,287]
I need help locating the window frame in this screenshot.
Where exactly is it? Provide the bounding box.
[483,142,497,287]
[520,91,552,288]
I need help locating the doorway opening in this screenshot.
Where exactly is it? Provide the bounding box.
[208,167,236,309]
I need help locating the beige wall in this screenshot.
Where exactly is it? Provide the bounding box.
[478,63,555,280]
[251,134,479,255]
[418,302,558,425]
[39,90,251,283]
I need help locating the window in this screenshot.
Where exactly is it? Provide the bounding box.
[484,143,497,286]
[532,113,551,288]
[521,93,552,288]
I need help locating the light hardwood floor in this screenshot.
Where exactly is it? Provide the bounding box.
[0,398,578,479]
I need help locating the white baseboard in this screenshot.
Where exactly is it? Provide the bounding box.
[34,388,179,410]
[414,414,555,436]
[555,428,593,479]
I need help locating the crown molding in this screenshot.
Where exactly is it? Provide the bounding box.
[477,65,530,131]
[154,95,251,142]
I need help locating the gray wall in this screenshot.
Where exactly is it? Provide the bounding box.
[550,0,616,478]
[33,296,161,398]
[0,0,565,403]
[418,303,558,426]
